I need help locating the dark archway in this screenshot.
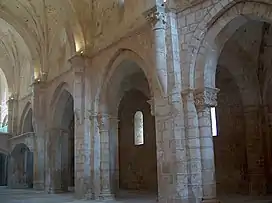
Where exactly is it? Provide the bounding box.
[97,51,159,200]
[215,67,248,195]
[51,89,75,193]
[118,89,157,194]
[10,143,33,188]
[59,93,75,192]
[0,152,7,186]
[212,19,272,201]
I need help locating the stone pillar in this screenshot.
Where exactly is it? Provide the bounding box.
[98,113,114,200]
[88,111,100,199]
[45,128,70,193]
[7,94,18,134]
[32,81,47,190]
[46,128,63,193]
[194,87,219,203]
[182,89,202,202]
[69,54,88,198]
[243,105,266,195]
[152,96,188,203]
[143,4,167,96]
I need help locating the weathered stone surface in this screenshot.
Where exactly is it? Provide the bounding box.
[0,1,272,203]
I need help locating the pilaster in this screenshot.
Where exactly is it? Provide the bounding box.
[32,81,47,190]
[152,95,188,203]
[69,54,89,198]
[45,128,69,193]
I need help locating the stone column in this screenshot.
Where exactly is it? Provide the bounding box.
[182,89,202,202]
[46,128,71,193]
[32,81,47,190]
[194,87,219,203]
[7,94,18,134]
[46,128,62,193]
[243,105,266,195]
[69,54,88,198]
[98,113,114,200]
[143,4,167,96]
[88,111,100,199]
[151,96,189,203]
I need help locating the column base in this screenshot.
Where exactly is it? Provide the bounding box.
[99,190,114,200]
[202,199,221,203]
[33,181,44,190]
[47,187,64,194]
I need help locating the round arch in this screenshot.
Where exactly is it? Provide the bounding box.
[191,1,272,90]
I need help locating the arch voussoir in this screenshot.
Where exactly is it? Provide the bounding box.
[192,1,272,90]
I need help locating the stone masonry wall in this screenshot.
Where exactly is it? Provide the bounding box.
[118,90,157,194]
[214,67,248,195]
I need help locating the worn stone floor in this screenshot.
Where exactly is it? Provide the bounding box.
[1,187,272,203]
[0,187,156,203]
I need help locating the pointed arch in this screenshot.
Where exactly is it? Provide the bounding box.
[20,102,34,134]
[96,48,156,115]
[50,82,74,128]
[190,1,272,90]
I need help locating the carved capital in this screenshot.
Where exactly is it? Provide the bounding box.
[143,5,166,30]
[147,98,155,116]
[181,88,195,102]
[32,80,47,91]
[7,93,18,104]
[194,87,220,109]
[88,110,98,121]
[68,54,87,73]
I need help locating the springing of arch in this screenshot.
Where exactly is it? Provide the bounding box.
[50,82,72,107]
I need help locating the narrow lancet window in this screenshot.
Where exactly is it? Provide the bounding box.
[134,111,144,145]
[211,107,218,137]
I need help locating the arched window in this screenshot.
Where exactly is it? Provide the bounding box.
[211,107,218,136]
[134,111,144,145]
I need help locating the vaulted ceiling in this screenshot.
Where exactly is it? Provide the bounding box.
[0,0,96,94]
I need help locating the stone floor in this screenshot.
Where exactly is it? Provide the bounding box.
[0,187,156,203]
[1,187,272,203]
[218,194,272,203]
